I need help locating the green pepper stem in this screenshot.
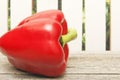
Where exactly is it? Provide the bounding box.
[61,28,77,47]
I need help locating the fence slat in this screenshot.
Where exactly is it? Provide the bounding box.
[37,0,58,12]
[11,0,32,29]
[0,0,8,37]
[2,0,119,53]
[62,0,82,53]
[111,0,120,51]
[85,0,106,51]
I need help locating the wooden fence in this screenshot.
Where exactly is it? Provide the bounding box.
[0,0,120,54]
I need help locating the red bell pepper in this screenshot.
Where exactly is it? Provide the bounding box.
[18,10,69,61]
[0,10,77,77]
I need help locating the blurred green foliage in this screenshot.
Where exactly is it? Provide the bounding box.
[82,1,110,50]
[8,0,110,50]
[106,1,110,50]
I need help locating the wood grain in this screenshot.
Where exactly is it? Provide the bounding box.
[1,52,120,80]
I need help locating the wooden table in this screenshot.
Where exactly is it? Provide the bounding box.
[1,52,120,80]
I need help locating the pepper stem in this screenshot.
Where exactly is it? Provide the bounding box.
[60,28,77,47]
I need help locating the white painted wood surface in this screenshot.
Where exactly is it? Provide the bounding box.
[0,0,8,37]
[0,0,120,52]
[111,0,120,51]
[85,0,106,51]
[37,0,58,12]
[1,52,120,79]
[62,0,82,52]
[11,0,32,29]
